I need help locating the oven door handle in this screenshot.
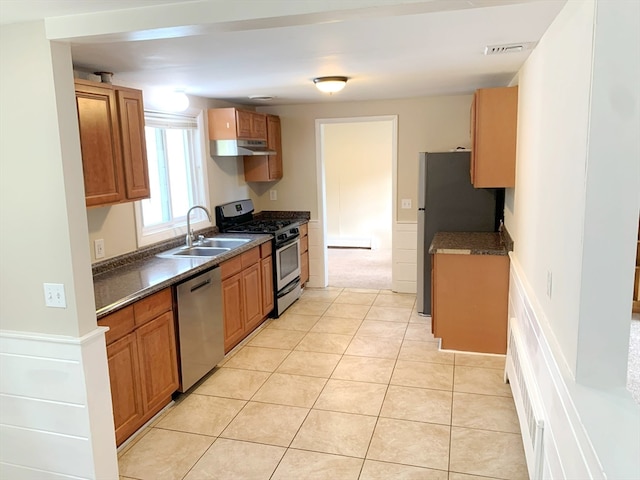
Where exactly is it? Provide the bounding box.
[278,277,301,297]
[277,234,300,249]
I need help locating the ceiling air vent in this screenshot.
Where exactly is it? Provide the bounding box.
[484,42,537,55]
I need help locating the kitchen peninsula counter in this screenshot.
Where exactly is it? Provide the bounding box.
[92,231,271,318]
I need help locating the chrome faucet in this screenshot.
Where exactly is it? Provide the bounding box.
[186,205,212,247]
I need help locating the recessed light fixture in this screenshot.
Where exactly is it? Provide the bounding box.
[249,95,275,101]
[313,76,348,94]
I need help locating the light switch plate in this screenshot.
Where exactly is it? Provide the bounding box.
[94,239,105,259]
[270,190,277,201]
[44,283,67,308]
[401,199,412,209]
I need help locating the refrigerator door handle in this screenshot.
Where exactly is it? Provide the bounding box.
[418,207,425,211]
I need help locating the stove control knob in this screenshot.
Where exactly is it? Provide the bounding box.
[277,234,286,242]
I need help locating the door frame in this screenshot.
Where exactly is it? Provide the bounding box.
[314,115,398,288]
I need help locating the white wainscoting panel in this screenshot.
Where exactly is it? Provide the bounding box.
[393,222,417,293]
[0,328,118,480]
[506,255,603,480]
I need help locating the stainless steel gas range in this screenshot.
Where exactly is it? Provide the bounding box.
[215,199,301,317]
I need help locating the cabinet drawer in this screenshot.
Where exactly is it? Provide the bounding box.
[241,247,260,268]
[221,255,243,279]
[260,241,272,258]
[299,223,308,237]
[133,288,172,326]
[99,306,135,345]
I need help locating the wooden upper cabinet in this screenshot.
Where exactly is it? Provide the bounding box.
[117,87,150,201]
[243,114,283,182]
[470,86,518,188]
[74,79,150,208]
[75,81,125,207]
[208,107,267,141]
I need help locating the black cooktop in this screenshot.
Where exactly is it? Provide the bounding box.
[224,219,297,234]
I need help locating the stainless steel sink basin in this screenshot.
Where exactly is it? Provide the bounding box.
[157,246,231,259]
[196,238,251,249]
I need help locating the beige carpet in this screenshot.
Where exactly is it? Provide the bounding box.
[327,247,392,290]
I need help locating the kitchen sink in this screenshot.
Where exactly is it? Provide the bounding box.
[157,237,250,259]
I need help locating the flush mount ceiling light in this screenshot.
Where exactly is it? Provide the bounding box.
[163,89,190,112]
[313,76,348,94]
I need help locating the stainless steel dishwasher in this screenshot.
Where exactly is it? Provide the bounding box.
[175,267,223,392]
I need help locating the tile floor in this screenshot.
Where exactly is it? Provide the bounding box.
[118,287,529,480]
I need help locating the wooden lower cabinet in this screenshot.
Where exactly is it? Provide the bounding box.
[98,288,178,446]
[261,254,275,316]
[221,245,273,353]
[432,253,509,354]
[300,222,309,286]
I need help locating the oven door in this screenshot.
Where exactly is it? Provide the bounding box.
[275,237,301,291]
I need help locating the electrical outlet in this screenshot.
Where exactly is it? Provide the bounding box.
[44,283,66,308]
[94,239,105,259]
[401,199,412,209]
[270,190,277,201]
[546,270,553,299]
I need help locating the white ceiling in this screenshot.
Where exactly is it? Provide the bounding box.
[0,0,566,106]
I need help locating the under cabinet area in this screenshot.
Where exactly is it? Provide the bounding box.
[221,245,273,353]
[74,79,150,207]
[470,85,518,188]
[98,288,178,446]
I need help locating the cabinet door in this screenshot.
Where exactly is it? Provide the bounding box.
[222,272,245,353]
[106,333,144,446]
[261,255,275,316]
[243,262,264,333]
[267,115,283,179]
[251,112,267,140]
[136,311,179,412]
[117,87,150,201]
[75,82,125,207]
[236,110,253,139]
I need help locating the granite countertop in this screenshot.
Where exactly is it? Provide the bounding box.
[428,231,510,256]
[93,232,272,319]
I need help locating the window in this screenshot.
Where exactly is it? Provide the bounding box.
[135,111,210,246]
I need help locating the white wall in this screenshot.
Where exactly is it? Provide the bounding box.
[324,121,393,249]
[505,0,640,477]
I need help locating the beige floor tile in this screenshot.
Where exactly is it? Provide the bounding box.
[452,392,520,433]
[276,350,342,377]
[373,294,416,309]
[399,340,454,364]
[344,287,380,294]
[184,438,285,480]
[453,366,512,397]
[252,373,327,407]
[404,323,437,342]
[287,299,331,316]
[221,402,308,447]
[302,288,343,301]
[155,394,245,436]
[334,291,377,305]
[266,313,321,331]
[314,379,387,416]
[391,360,454,391]
[356,320,407,339]
[409,313,432,324]
[449,426,528,480]
[291,409,377,457]
[367,417,450,470]
[345,336,402,359]
[455,353,506,370]
[448,473,503,480]
[118,428,214,480]
[360,460,448,480]
[295,331,353,354]
[310,316,363,335]
[332,355,395,384]
[365,306,412,322]
[248,328,306,349]
[325,303,372,319]
[380,385,452,425]
[222,346,290,372]
[194,367,270,400]
[271,449,363,480]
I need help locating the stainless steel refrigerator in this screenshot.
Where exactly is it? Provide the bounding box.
[417,151,504,315]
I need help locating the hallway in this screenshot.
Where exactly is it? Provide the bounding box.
[118,288,527,480]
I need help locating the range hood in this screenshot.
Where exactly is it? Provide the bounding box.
[211,139,276,157]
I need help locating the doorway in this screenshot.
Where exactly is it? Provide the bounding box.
[315,116,397,290]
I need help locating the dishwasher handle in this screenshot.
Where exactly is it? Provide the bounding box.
[190,278,211,293]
